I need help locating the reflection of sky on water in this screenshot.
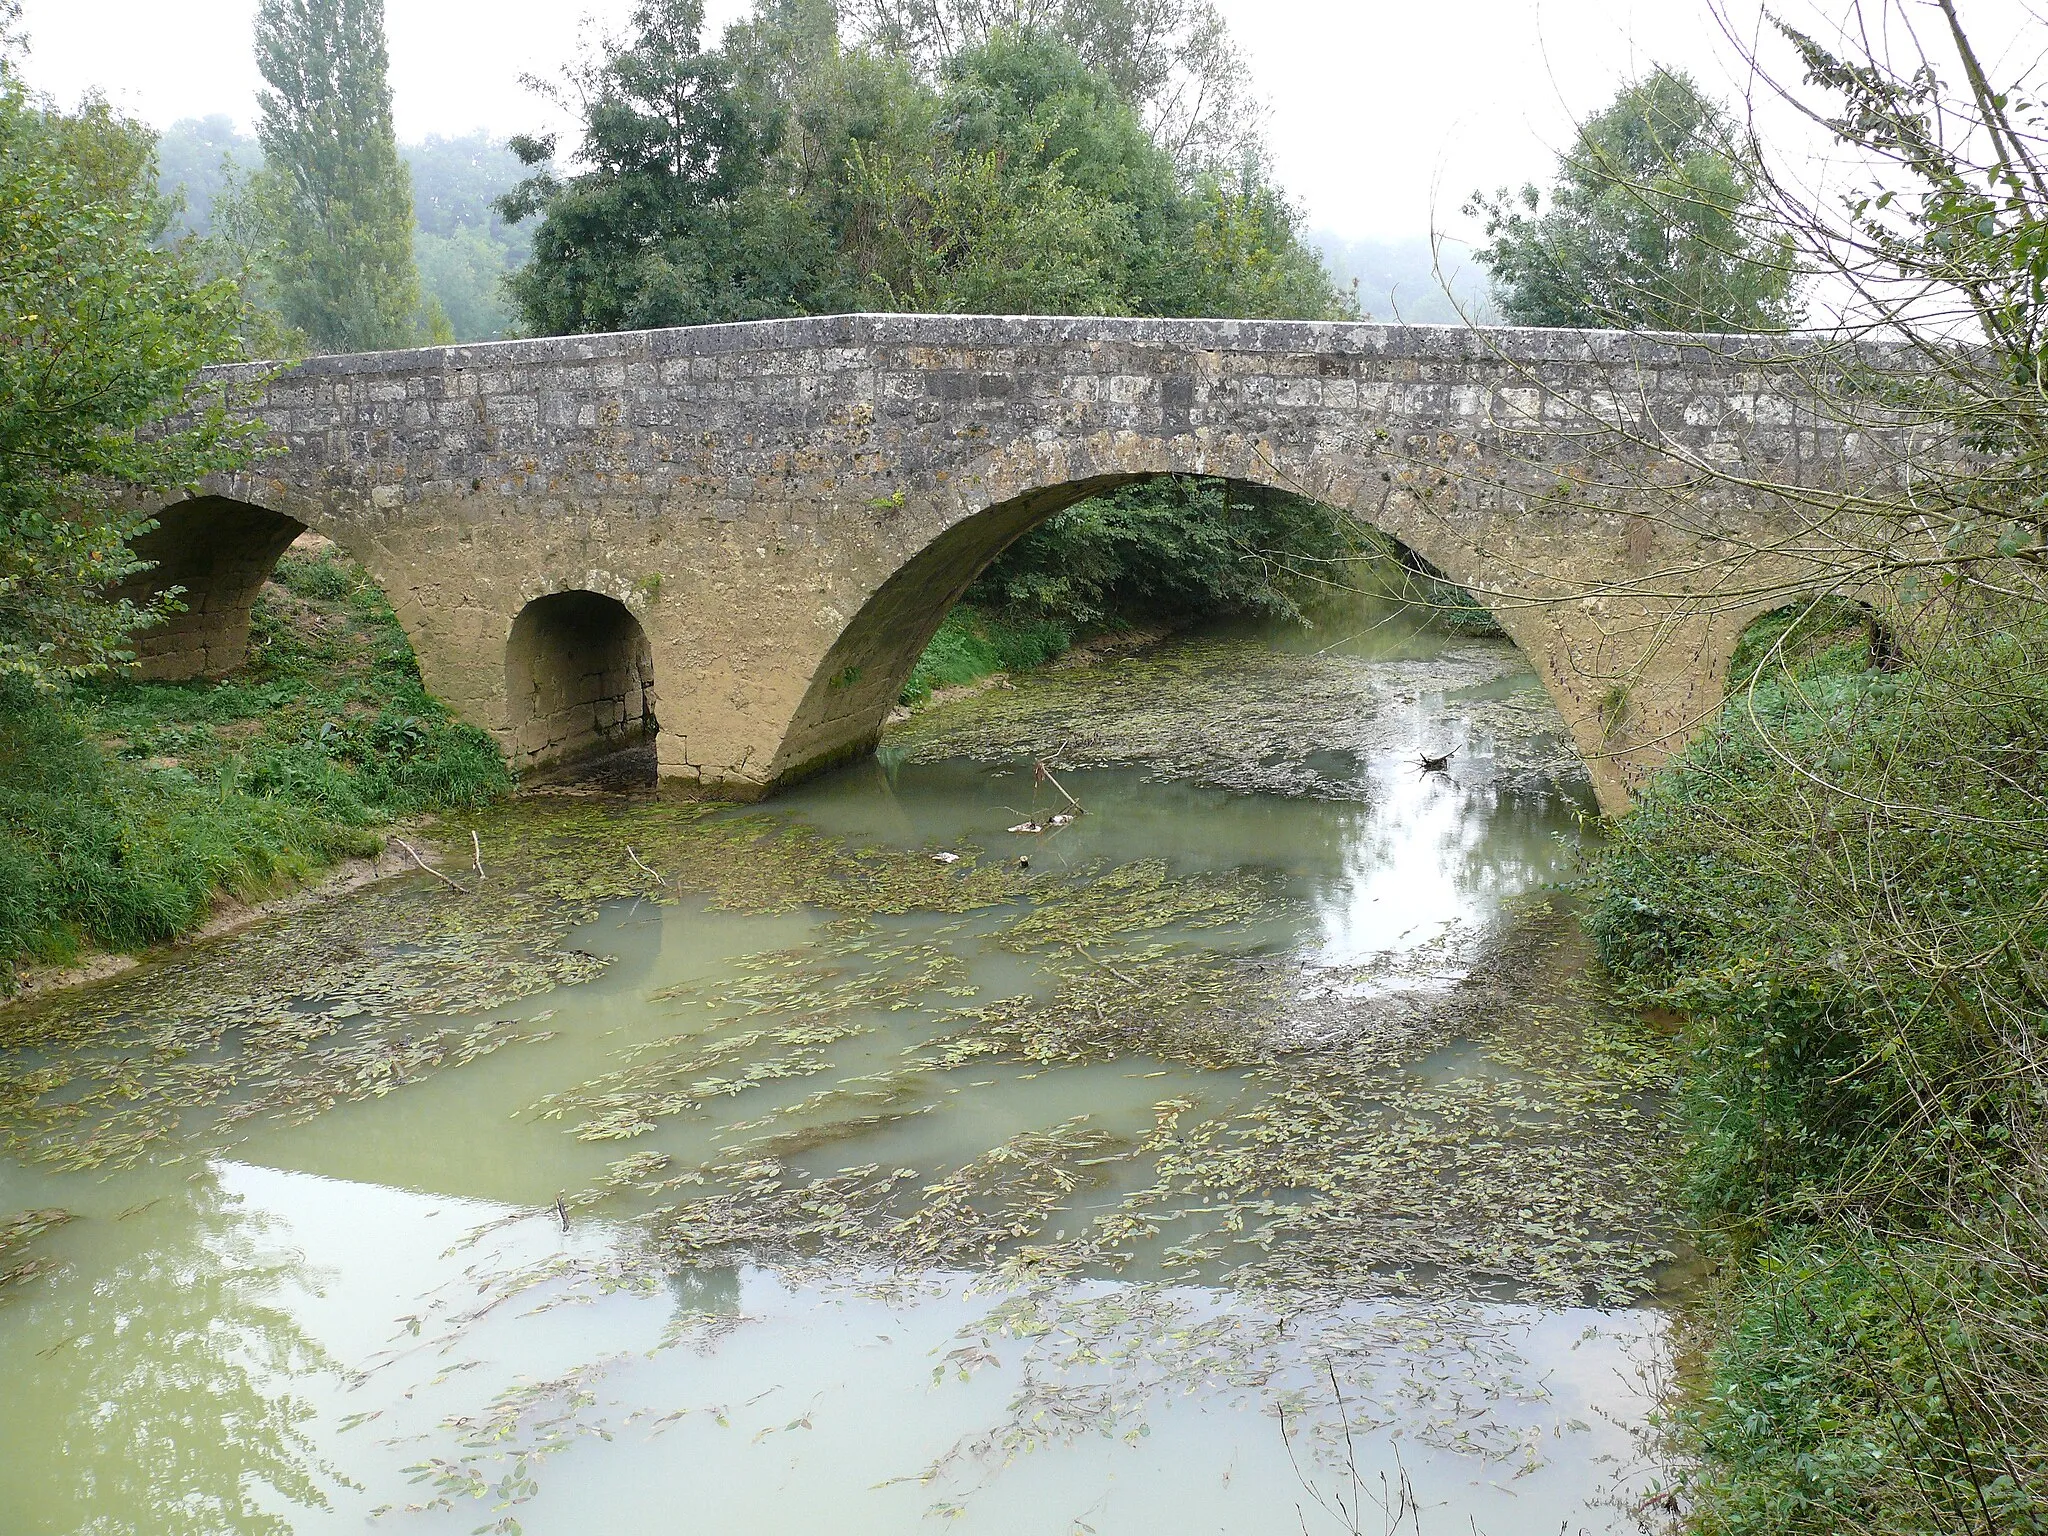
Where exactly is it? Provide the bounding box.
[1303,733,1583,983]
[0,609,1650,1534]
[0,1159,1669,1533]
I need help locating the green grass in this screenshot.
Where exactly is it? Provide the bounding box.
[0,547,511,989]
[900,605,1074,705]
[1587,601,2048,1533]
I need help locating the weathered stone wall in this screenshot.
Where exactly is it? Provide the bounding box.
[121,496,306,679]
[149,314,1890,813]
[505,591,656,768]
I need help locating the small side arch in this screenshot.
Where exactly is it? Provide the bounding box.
[505,590,658,771]
[118,495,309,679]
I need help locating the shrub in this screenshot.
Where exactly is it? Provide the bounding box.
[1589,605,2048,1532]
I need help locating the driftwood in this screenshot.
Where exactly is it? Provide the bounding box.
[393,837,466,893]
[1416,746,1459,774]
[1034,757,1085,813]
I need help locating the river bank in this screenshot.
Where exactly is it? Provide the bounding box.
[1589,602,2048,1532]
[0,596,1681,1534]
[0,540,509,996]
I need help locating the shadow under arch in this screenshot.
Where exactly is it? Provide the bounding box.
[117,495,309,680]
[1727,594,1906,692]
[763,469,1551,790]
[506,590,658,773]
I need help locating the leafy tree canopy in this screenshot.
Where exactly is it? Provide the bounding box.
[499,0,1348,333]
[842,0,1257,170]
[0,57,263,688]
[1468,68,1802,332]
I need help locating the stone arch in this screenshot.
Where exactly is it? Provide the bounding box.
[762,461,1586,795]
[1726,594,1905,688]
[505,590,658,771]
[117,495,310,680]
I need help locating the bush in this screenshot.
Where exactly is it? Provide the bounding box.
[1589,605,2048,1531]
[901,607,1072,704]
[969,477,1367,631]
[272,546,359,600]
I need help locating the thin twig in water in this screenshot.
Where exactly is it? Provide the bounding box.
[470,829,485,883]
[1035,757,1085,813]
[1073,942,1139,987]
[393,837,465,893]
[627,846,666,885]
[1328,1361,1363,1531]
[555,1193,569,1233]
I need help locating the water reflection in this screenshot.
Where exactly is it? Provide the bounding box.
[0,1159,1669,1534]
[0,1164,339,1534]
[0,610,1670,1534]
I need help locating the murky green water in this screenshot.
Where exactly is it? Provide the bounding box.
[0,606,1678,1534]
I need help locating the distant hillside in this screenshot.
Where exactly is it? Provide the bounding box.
[1309,234,1495,326]
[155,120,531,343]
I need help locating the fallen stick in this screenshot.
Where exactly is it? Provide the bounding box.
[1034,758,1085,813]
[627,846,667,884]
[393,837,465,893]
[1074,942,1139,987]
[470,829,486,883]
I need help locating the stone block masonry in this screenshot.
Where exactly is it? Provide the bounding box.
[143,313,1900,814]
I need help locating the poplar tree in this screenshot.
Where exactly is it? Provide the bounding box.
[251,0,425,351]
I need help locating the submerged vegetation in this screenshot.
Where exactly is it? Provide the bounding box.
[0,711,1669,1524]
[0,546,508,988]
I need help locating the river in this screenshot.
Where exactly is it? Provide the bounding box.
[0,599,1679,1535]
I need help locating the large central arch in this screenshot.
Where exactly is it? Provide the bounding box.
[758,451,1725,813]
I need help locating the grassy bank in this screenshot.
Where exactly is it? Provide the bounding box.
[0,545,510,990]
[900,606,1074,705]
[1587,605,2048,1532]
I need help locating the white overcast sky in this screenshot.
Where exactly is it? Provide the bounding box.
[12,0,2046,241]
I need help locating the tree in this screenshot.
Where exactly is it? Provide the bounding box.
[1468,68,1801,332]
[0,62,262,688]
[250,0,428,351]
[843,0,1258,171]
[155,114,262,239]
[502,5,1350,333]
[841,118,1134,313]
[498,0,779,335]
[406,134,536,341]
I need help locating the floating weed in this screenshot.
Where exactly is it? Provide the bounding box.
[0,799,1022,1172]
[0,621,1684,1533]
[0,1206,71,1298]
[886,630,1586,798]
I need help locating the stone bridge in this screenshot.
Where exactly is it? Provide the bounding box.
[132,313,1877,814]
